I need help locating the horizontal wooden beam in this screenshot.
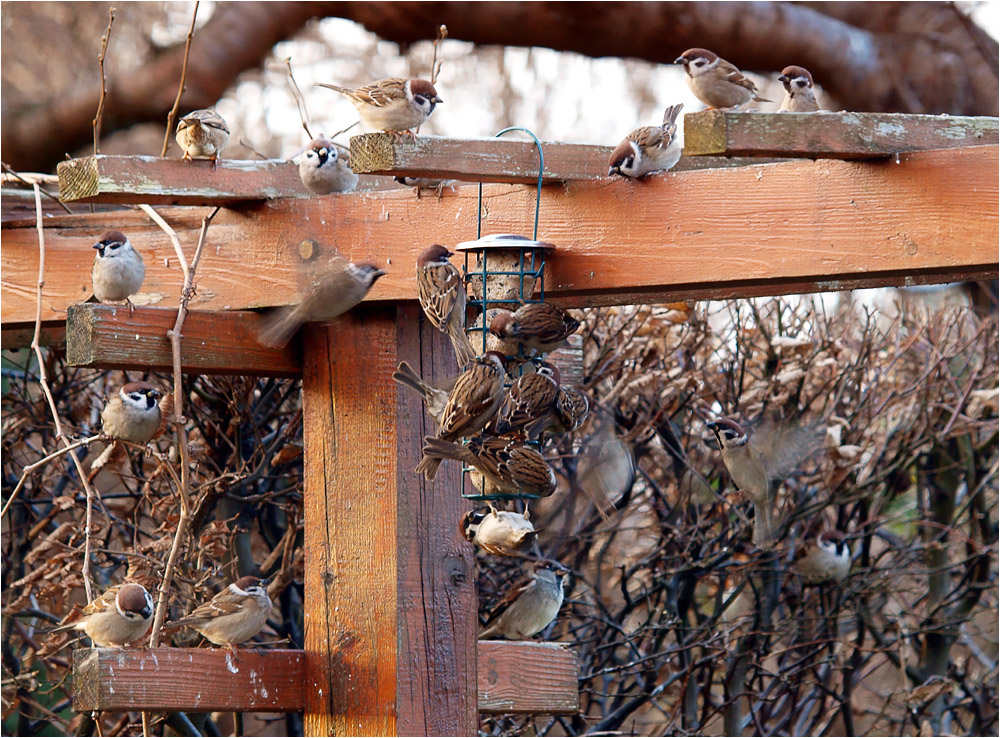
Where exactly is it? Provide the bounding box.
[65,304,301,377]
[1,322,65,350]
[683,111,999,159]
[347,133,789,184]
[73,648,306,713]
[57,155,312,205]
[71,643,578,714]
[477,641,579,715]
[3,146,996,326]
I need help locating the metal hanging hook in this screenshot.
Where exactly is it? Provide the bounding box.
[477,126,544,240]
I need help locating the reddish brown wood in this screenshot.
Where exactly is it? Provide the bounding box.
[65,303,301,377]
[395,305,478,734]
[72,648,305,712]
[683,110,998,159]
[477,641,579,715]
[1,322,64,350]
[57,155,312,205]
[4,146,996,326]
[303,307,480,735]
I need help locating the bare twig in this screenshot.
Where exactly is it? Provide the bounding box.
[93,7,116,156]
[0,163,72,213]
[1,436,101,519]
[160,1,200,157]
[144,205,220,648]
[430,24,448,85]
[26,184,99,603]
[285,57,313,140]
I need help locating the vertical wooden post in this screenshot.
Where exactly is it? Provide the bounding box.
[302,306,477,736]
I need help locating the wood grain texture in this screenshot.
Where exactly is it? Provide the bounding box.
[72,648,305,712]
[683,111,999,159]
[348,134,787,183]
[302,308,400,736]
[4,146,996,326]
[395,306,478,735]
[65,304,301,377]
[477,641,579,715]
[57,155,312,205]
[1,322,64,350]
[70,643,576,715]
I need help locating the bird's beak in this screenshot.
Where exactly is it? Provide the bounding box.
[778,75,789,84]
[432,96,443,104]
[608,165,620,176]
[674,56,685,65]
[373,268,388,280]
[705,421,719,431]
[260,576,273,588]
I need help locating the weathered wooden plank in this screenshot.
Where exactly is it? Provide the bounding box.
[57,155,312,205]
[395,306,478,734]
[4,146,996,325]
[683,111,999,159]
[71,642,577,715]
[347,133,784,183]
[65,303,301,377]
[477,641,579,715]
[1,321,65,350]
[72,648,305,712]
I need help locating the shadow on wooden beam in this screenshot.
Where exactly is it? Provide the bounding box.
[72,643,578,714]
[66,304,302,378]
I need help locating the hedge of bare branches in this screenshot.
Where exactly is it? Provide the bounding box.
[3,294,997,736]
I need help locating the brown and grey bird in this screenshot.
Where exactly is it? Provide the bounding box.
[461,505,537,556]
[608,103,684,178]
[416,244,477,367]
[674,48,770,110]
[101,382,162,444]
[706,417,821,550]
[258,259,386,347]
[48,583,154,647]
[492,362,561,437]
[421,434,557,497]
[415,352,508,481]
[175,109,230,165]
[91,230,145,305]
[297,137,358,194]
[489,303,580,357]
[479,560,567,640]
[170,576,272,647]
[317,77,442,135]
[778,65,821,112]
[392,360,458,426]
[795,530,851,583]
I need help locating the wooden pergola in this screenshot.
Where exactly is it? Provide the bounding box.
[1,110,997,735]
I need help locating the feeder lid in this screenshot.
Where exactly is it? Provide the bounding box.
[454,233,556,252]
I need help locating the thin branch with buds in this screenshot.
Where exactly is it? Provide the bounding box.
[160,1,199,157]
[285,57,313,140]
[92,7,115,156]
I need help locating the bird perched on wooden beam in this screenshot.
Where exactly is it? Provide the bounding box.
[608,103,684,179]
[175,109,230,167]
[674,49,770,110]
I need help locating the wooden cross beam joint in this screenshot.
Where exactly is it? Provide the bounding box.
[72,643,579,715]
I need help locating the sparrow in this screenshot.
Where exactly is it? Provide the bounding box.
[175,109,230,166]
[461,505,537,556]
[258,259,386,347]
[706,417,820,550]
[608,103,684,178]
[489,303,581,357]
[394,176,456,197]
[479,560,567,639]
[492,362,561,437]
[421,434,557,497]
[415,352,507,481]
[170,576,272,647]
[778,65,821,112]
[101,382,163,444]
[551,387,590,434]
[48,583,154,647]
[674,48,770,110]
[416,244,477,367]
[91,230,145,305]
[795,530,851,583]
[297,137,358,194]
[317,77,442,136]
[392,360,457,426]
